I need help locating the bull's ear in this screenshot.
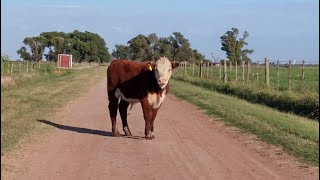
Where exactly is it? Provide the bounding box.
[171,61,179,69]
[147,61,156,71]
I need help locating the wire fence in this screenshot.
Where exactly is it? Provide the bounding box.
[175,59,319,93]
[1,61,100,75]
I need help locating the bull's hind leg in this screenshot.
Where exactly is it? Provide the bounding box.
[119,100,132,136]
[108,92,120,137]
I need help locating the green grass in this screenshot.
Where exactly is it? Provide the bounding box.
[172,74,319,120]
[1,66,107,155]
[169,79,319,165]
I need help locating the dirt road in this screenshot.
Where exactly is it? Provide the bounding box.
[2,77,318,180]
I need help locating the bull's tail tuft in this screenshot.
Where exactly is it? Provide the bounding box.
[129,103,134,111]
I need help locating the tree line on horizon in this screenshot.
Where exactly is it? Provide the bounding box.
[15,28,253,65]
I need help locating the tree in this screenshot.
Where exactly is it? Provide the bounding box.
[66,30,111,63]
[40,31,68,61]
[17,47,32,61]
[18,30,111,63]
[167,32,193,62]
[127,34,151,61]
[168,32,192,61]
[147,33,159,60]
[19,36,47,62]
[211,53,221,63]
[112,44,131,60]
[1,54,10,62]
[220,28,254,64]
[191,49,205,63]
[111,32,199,62]
[156,37,172,59]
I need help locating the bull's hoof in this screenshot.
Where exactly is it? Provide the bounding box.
[124,132,132,136]
[112,130,121,137]
[145,133,154,140]
[151,132,155,139]
[123,127,132,136]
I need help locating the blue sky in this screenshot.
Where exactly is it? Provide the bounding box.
[1,0,319,63]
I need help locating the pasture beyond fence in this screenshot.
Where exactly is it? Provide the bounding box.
[1,61,100,75]
[176,58,319,93]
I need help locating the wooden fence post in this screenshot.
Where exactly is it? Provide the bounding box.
[277,60,280,90]
[199,61,203,78]
[246,61,250,84]
[229,61,232,78]
[7,62,10,74]
[242,61,245,85]
[301,60,305,83]
[288,60,292,91]
[223,60,227,83]
[19,62,22,73]
[192,63,195,76]
[256,61,259,84]
[265,58,270,88]
[206,62,209,78]
[235,61,238,82]
[184,62,187,76]
[26,60,29,72]
[10,62,14,74]
[219,61,222,80]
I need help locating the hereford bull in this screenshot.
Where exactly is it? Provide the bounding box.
[107,57,179,139]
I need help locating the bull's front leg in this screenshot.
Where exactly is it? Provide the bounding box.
[141,99,154,140]
[150,108,159,139]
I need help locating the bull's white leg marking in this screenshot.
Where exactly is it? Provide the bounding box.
[147,89,167,109]
[115,88,140,103]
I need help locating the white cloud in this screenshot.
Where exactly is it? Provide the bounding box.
[111,26,122,32]
[39,4,81,9]
[111,25,131,33]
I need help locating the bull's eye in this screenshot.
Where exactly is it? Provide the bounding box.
[168,69,171,72]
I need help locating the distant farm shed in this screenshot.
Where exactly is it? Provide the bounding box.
[57,54,73,68]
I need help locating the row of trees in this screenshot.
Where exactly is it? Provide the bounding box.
[112,32,206,63]
[17,30,111,63]
[16,28,254,64]
[112,28,253,64]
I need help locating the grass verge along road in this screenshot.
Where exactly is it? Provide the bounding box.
[170,79,319,165]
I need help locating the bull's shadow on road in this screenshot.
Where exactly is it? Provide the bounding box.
[37,119,114,137]
[37,119,145,140]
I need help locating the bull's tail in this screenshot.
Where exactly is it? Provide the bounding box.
[129,103,134,111]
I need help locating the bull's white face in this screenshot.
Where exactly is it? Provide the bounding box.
[154,57,173,89]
